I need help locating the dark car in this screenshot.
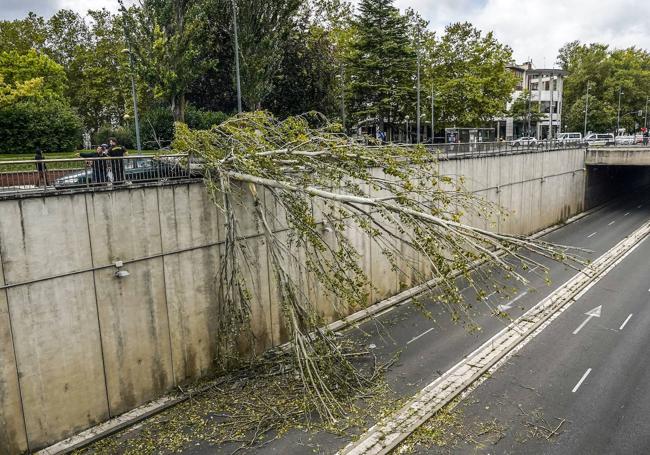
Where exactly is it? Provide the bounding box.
[54,157,187,188]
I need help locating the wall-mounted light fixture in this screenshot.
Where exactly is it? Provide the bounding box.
[114,260,130,278]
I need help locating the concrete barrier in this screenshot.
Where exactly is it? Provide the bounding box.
[0,148,599,453]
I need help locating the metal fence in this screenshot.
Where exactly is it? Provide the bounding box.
[0,154,199,198]
[425,139,586,159]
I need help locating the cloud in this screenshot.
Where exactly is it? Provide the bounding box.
[0,0,120,20]
[3,0,648,67]
[394,0,650,67]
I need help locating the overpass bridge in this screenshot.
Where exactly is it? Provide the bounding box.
[586,146,650,166]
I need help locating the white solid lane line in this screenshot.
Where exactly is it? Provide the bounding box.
[619,314,633,330]
[587,232,597,238]
[572,368,592,393]
[407,327,434,345]
[608,221,616,226]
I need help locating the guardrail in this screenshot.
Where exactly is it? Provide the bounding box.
[0,154,199,198]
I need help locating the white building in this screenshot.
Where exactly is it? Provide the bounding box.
[500,63,566,140]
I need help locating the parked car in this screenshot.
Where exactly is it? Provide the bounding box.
[557,132,583,145]
[512,136,537,147]
[614,135,635,145]
[584,133,615,146]
[54,157,185,188]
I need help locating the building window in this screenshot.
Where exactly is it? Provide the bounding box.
[530,82,538,91]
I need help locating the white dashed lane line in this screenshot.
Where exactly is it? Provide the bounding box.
[587,232,597,238]
[619,314,633,330]
[572,368,592,393]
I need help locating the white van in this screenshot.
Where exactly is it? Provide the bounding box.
[584,133,615,146]
[557,132,582,145]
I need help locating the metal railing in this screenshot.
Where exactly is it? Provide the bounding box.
[426,139,585,159]
[0,154,200,198]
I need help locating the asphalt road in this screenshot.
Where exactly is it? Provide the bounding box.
[193,192,650,455]
[415,197,650,454]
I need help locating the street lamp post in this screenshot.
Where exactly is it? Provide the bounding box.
[430,85,435,144]
[231,0,242,113]
[617,87,623,136]
[121,42,141,152]
[584,82,590,137]
[405,115,410,144]
[416,50,420,144]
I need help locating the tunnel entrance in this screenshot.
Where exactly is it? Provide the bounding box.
[586,165,650,209]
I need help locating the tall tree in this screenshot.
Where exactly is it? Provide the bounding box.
[234,0,302,110]
[121,0,207,122]
[425,22,516,127]
[0,13,46,53]
[0,50,81,152]
[559,42,650,133]
[347,0,416,130]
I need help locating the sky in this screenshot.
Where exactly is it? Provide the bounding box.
[2,0,649,67]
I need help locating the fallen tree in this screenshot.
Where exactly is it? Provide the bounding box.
[172,111,584,422]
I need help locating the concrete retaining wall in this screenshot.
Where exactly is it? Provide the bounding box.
[0,148,589,453]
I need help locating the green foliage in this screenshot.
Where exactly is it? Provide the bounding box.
[347,0,416,126]
[138,104,229,148]
[0,13,47,54]
[0,100,82,153]
[121,0,209,121]
[0,49,81,153]
[560,41,650,133]
[508,90,544,125]
[0,49,68,99]
[426,22,517,127]
[93,124,134,149]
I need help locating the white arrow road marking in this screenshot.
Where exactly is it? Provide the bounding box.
[572,305,602,335]
[407,327,434,345]
[497,291,528,312]
[608,221,616,226]
[587,232,597,238]
[572,368,592,393]
[619,314,633,330]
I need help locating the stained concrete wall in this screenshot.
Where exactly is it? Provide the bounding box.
[586,147,650,166]
[0,148,593,453]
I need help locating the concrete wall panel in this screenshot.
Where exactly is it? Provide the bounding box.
[0,256,27,455]
[86,190,162,265]
[95,258,174,416]
[0,197,91,283]
[7,273,108,450]
[158,184,223,253]
[164,247,220,384]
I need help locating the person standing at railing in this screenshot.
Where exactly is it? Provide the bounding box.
[107,137,128,183]
[34,147,48,187]
[79,145,109,184]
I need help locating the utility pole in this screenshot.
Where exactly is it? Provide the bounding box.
[616,87,623,134]
[416,27,421,144]
[645,96,649,130]
[584,82,590,137]
[122,25,141,152]
[431,85,435,144]
[549,74,554,140]
[232,0,242,113]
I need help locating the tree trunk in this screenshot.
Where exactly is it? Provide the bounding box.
[171,93,186,123]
